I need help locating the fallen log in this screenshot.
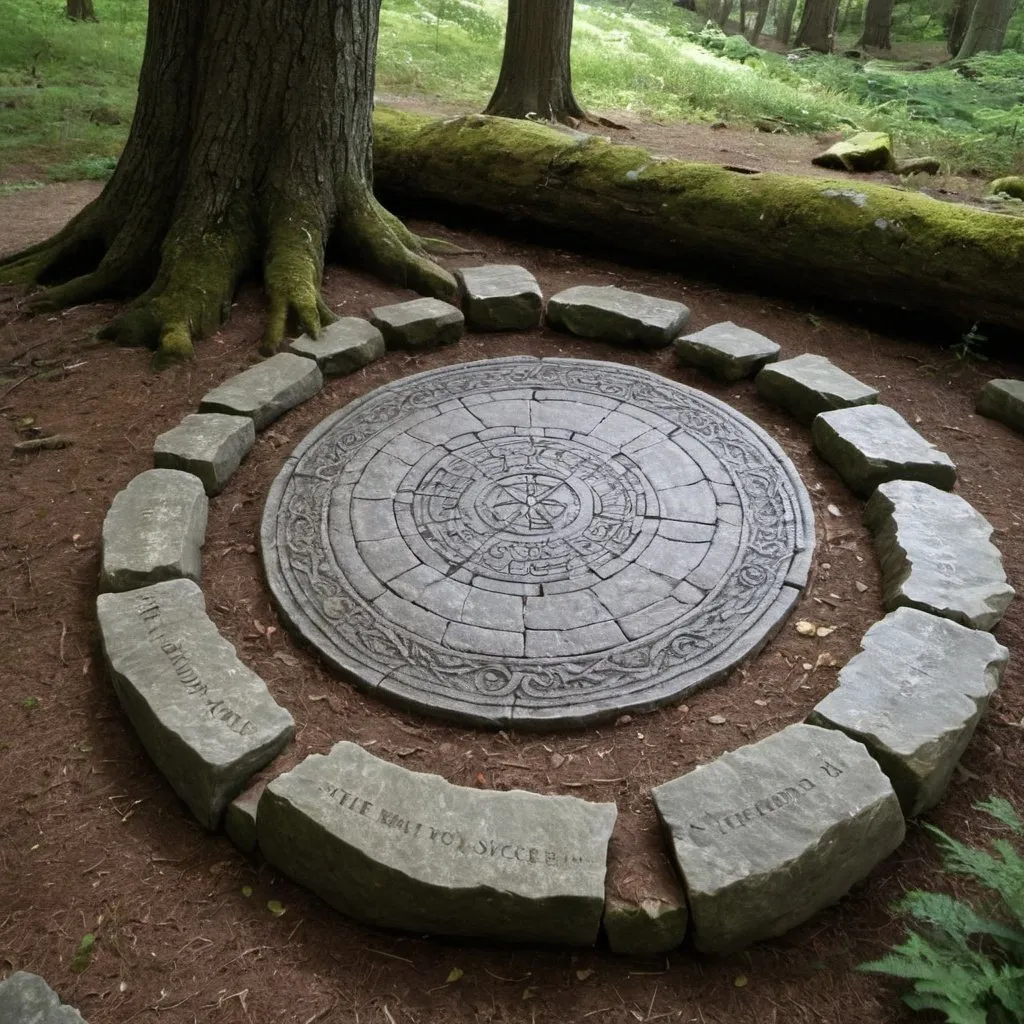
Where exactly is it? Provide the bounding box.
[372,108,1024,336]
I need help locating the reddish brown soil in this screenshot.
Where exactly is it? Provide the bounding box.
[0,177,1022,1024]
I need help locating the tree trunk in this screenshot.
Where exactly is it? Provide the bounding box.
[0,0,453,363]
[66,0,97,21]
[794,0,839,50]
[947,0,975,53]
[747,0,770,41]
[717,0,734,28]
[373,109,1024,336]
[484,0,584,123]
[857,0,894,47]
[955,0,1013,57]
[776,0,799,43]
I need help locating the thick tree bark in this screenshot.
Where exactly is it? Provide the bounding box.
[484,0,584,123]
[746,0,770,41]
[66,0,97,21]
[794,0,839,51]
[947,0,975,53]
[374,109,1024,336]
[717,0,734,27]
[857,0,894,48]
[0,0,453,362]
[955,0,1013,57]
[776,0,799,43]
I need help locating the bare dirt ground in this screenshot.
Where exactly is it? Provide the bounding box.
[1,151,1022,1024]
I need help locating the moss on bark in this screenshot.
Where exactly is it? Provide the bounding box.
[372,108,1024,336]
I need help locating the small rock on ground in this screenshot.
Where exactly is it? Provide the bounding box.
[811,404,956,497]
[0,972,87,1023]
[100,469,208,592]
[812,132,894,173]
[199,352,323,430]
[808,607,1009,817]
[674,321,780,382]
[153,413,255,496]
[864,479,1015,631]
[456,264,543,331]
[756,353,878,424]
[547,285,690,349]
[288,317,385,375]
[370,297,464,351]
[976,378,1024,435]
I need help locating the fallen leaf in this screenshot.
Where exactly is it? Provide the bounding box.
[707,715,727,725]
[446,967,464,984]
[815,626,836,638]
[855,581,869,593]
[795,620,817,636]
[802,662,813,671]
[754,699,768,707]
[814,652,837,670]
[241,885,253,898]
[266,900,286,917]
[734,974,749,988]
[521,987,538,1001]
[576,968,594,981]
[549,752,566,769]
[827,503,843,517]
[70,933,96,973]
[273,651,299,667]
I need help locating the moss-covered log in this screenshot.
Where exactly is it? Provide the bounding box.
[373,109,1024,336]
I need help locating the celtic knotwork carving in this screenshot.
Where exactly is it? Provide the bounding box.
[262,357,814,728]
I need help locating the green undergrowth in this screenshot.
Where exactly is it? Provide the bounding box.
[0,0,1021,184]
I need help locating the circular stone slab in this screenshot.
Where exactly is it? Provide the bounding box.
[262,357,814,728]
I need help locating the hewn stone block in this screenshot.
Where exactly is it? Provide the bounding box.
[457,264,543,331]
[153,413,255,495]
[289,317,385,375]
[199,352,322,430]
[674,321,780,382]
[547,286,689,349]
[976,378,1024,435]
[369,297,464,351]
[756,353,878,424]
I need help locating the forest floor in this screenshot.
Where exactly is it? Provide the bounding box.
[1,117,1023,1024]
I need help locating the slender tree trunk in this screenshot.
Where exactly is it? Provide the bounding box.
[857,0,894,47]
[947,0,975,53]
[776,0,799,42]
[747,0,770,41]
[66,0,97,20]
[718,0,734,28]
[955,0,1013,57]
[794,0,839,50]
[0,0,452,363]
[484,0,584,123]
[739,0,748,35]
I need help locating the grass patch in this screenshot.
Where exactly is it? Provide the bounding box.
[0,0,1021,181]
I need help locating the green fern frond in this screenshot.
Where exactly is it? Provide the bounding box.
[976,798,1024,835]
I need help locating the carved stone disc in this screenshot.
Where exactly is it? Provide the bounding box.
[262,357,814,728]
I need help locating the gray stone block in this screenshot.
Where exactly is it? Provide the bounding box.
[456,264,543,331]
[547,285,690,349]
[865,480,1014,631]
[756,353,878,424]
[369,297,464,351]
[153,413,255,496]
[809,608,1009,817]
[225,781,265,854]
[0,973,86,1024]
[603,896,688,955]
[812,404,957,497]
[97,579,294,830]
[288,317,385,376]
[100,469,208,592]
[674,321,780,382]
[199,352,322,430]
[652,723,905,953]
[977,378,1024,435]
[258,741,616,945]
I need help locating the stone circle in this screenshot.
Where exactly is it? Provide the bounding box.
[262,356,814,728]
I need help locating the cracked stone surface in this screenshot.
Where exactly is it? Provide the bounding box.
[257,741,616,945]
[289,317,385,376]
[0,972,86,1023]
[261,357,814,728]
[100,469,208,592]
[976,378,1024,435]
[809,608,1009,817]
[370,297,465,351]
[456,265,543,331]
[865,480,1015,630]
[652,723,905,953]
[97,579,294,830]
[199,352,323,430]
[674,321,780,382]
[811,404,957,497]
[756,353,878,424]
[153,413,256,496]
[546,286,690,349]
